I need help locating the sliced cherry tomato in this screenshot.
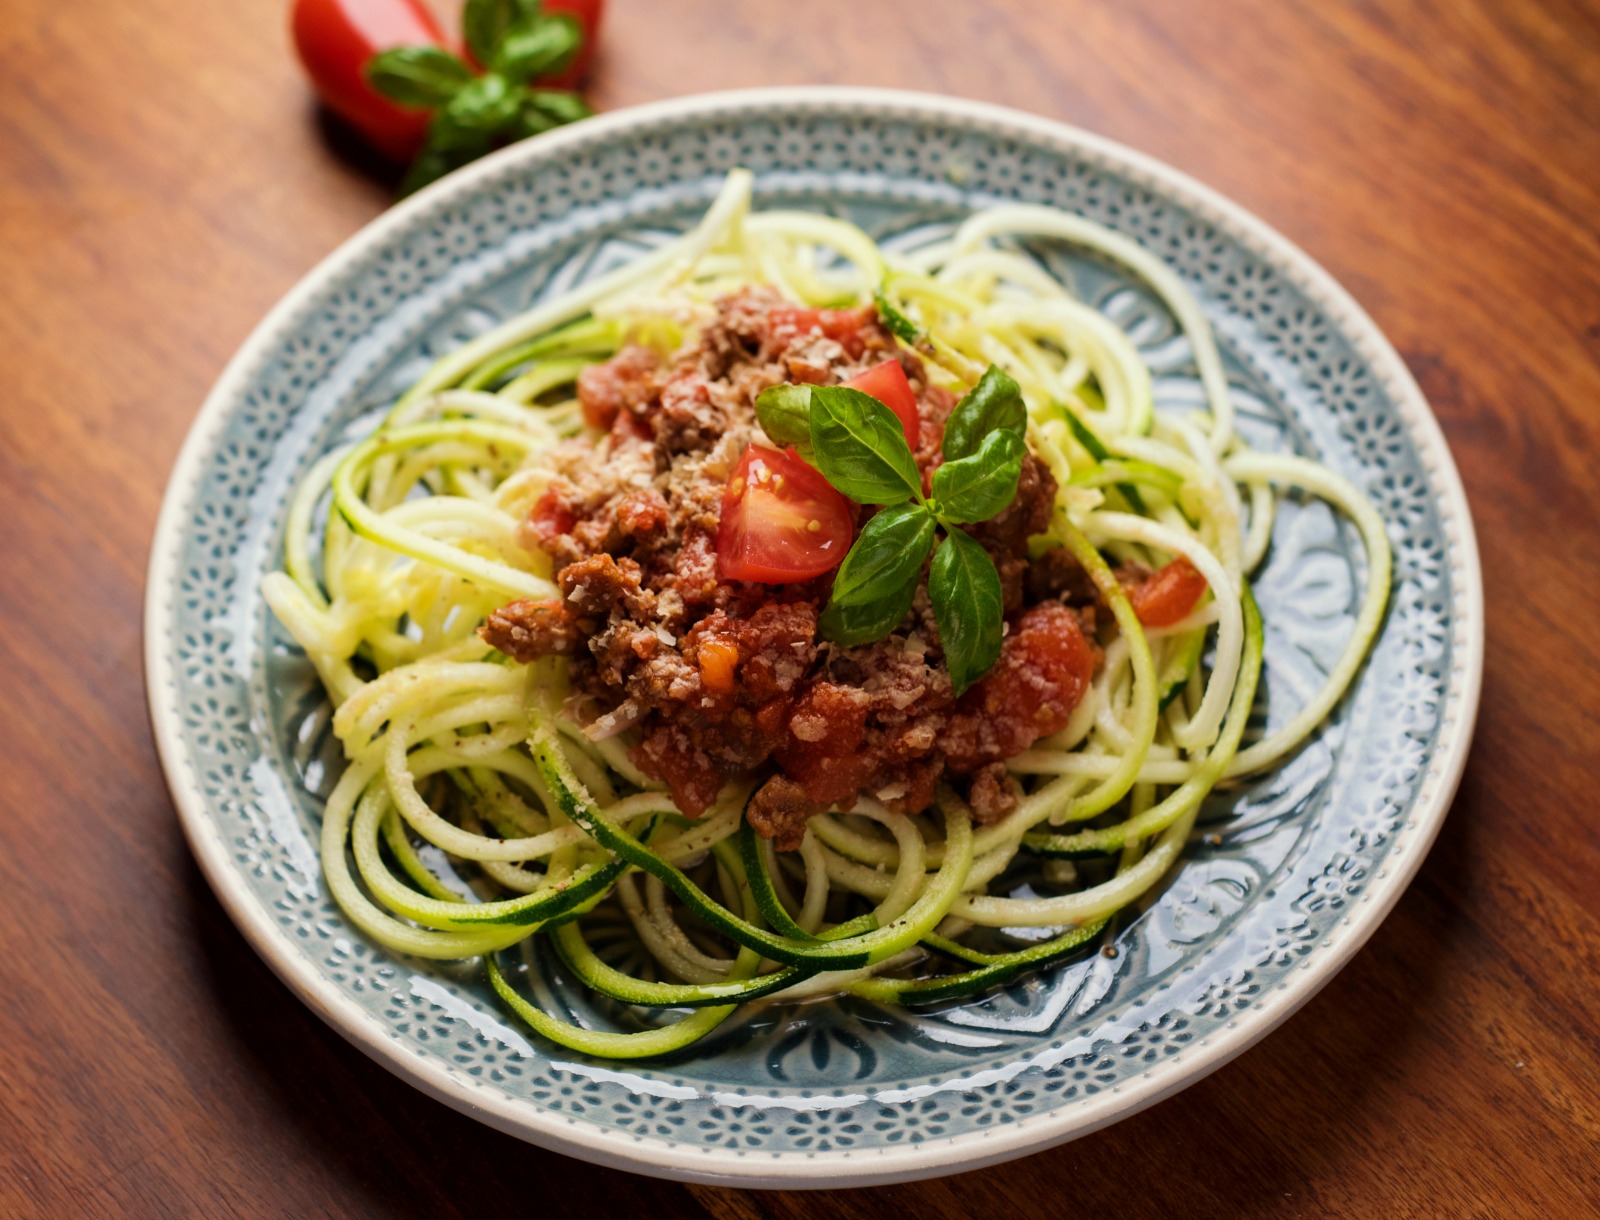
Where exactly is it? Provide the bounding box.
[843,358,919,447]
[717,445,853,583]
[290,0,447,161]
[1128,556,1209,627]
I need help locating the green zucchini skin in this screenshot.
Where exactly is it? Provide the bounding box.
[550,836,823,1010]
[532,733,976,973]
[734,819,877,943]
[853,921,1108,1006]
[532,734,875,970]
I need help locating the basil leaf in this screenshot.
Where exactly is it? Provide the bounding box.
[930,529,1004,696]
[365,47,473,108]
[441,74,520,134]
[820,573,919,646]
[829,504,936,608]
[510,100,557,140]
[943,364,1026,462]
[931,429,1025,524]
[874,289,920,343]
[463,0,538,68]
[755,384,814,454]
[400,121,492,195]
[808,385,923,505]
[498,15,582,84]
[524,89,593,125]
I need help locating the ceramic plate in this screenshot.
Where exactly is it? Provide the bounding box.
[145,88,1482,1187]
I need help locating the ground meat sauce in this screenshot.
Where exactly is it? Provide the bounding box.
[481,290,1104,848]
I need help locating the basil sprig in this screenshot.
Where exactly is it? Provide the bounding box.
[765,364,1029,694]
[364,47,474,107]
[366,0,592,197]
[820,578,920,647]
[931,429,1025,523]
[929,528,1006,690]
[828,504,937,606]
[754,384,814,459]
[942,364,1028,461]
[808,386,925,504]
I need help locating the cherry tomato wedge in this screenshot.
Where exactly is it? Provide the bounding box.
[1128,556,1209,627]
[843,358,920,447]
[717,445,854,583]
[290,0,447,161]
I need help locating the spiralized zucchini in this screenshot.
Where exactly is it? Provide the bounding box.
[264,170,1390,1058]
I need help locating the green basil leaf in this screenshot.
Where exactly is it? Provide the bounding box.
[463,0,539,68]
[398,130,487,196]
[874,289,920,343]
[829,504,936,608]
[524,89,594,126]
[755,384,814,454]
[442,73,520,133]
[943,364,1026,462]
[930,529,1004,696]
[365,47,473,108]
[820,573,919,646]
[808,384,923,505]
[931,429,1025,524]
[510,100,557,140]
[1059,400,1148,513]
[498,14,582,84]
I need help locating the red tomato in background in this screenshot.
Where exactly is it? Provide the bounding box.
[533,0,605,89]
[843,358,920,447]
[291,0,447,160]
[717,445,854,583]
[1128,556,1209,627]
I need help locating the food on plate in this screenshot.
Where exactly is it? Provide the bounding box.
[263,170,1391,1057]
[290,0,600,192]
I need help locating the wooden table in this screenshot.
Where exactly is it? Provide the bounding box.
[4,0,1596,1214]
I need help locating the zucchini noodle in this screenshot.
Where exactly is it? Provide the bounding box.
[264,170,1390,1059]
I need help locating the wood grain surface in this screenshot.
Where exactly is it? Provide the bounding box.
[2,0,1597,1215]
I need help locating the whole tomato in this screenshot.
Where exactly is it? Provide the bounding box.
[290,0,449,161]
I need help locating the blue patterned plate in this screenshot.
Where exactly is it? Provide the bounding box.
[145,88,1482,1187]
